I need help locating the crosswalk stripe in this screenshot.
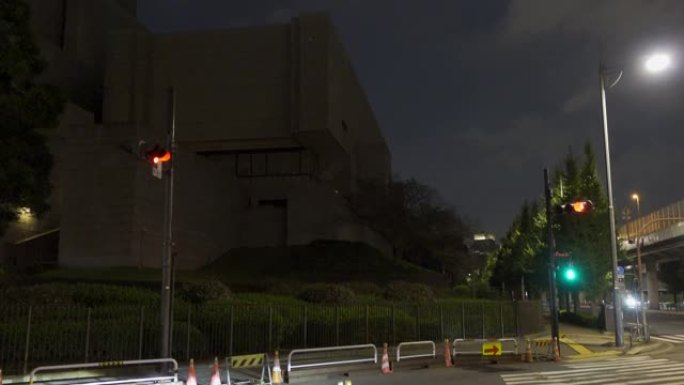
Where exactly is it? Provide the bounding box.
[564,356,657,368]
[651,335,684,343]
[501,356,684,385]
[504,362,674,377]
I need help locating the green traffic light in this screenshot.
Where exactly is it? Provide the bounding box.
[564,268,577,281]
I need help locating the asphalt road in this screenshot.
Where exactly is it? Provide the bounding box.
[624,308,684,336]
[297,355,684,385]
[293,310,684,385]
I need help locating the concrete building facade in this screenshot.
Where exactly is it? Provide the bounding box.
[2,1,391,269]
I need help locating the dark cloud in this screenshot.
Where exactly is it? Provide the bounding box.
[138,0,684,237]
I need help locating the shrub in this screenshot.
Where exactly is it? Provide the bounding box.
[470,282,500,299]
[177,280,232,304]
[265,281,301,296]
[72,284,160,306]
[383,281,434,303]
[343,281,383,297]
[559,311,599,329]
[297,284,355,304]
[451,285,471,298]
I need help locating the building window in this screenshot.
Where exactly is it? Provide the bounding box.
[237,153,251,177]
[235,149,312,178]
[252,153,267,176]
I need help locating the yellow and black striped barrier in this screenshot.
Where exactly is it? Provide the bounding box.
[230,353,265,369]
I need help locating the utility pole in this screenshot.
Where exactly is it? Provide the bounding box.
[160,87,177,358]
[544,169,560,354]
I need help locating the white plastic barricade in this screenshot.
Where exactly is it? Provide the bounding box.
[28,358,179,385]
[452,339,486,356]
[287,344,377,374]
[396,341,436,362]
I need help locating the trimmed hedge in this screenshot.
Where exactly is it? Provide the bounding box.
[298,284,355,304]
[383,281,434,302]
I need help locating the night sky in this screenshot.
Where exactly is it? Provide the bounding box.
[137,1,684,237]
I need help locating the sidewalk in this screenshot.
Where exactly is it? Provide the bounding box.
[525,322,667,359]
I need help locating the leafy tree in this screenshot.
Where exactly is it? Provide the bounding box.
[494,142,613,303]
[554,144,611,302]
[491,200,546,298]
[0,0,63,236]
[349,177,471,283]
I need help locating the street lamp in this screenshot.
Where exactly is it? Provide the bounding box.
[645,53,672,73]
[631,193,650,342]
[599,52,671,348]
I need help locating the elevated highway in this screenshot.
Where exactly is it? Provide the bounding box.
[619,198,684,309]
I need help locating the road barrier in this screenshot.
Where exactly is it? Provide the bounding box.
[28,358,179,385]
[286,344,377,374]
[496,338,518,355]
[531,338,553,358]
[452,338,518,358]
[452,338,486,356]
[395,341,436,362]
[225,353,272,385]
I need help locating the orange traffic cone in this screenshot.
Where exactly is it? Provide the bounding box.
[185,359,197,385]
[380,343,392,374]
[525,339,533,363]
[552,337,560,362]
[272,350,283,384]
[443,339,453,367]
[209,357,221,385]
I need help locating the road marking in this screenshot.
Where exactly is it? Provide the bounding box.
[501,356,684,385]
[559,337,594,355]
[651,334,684,343]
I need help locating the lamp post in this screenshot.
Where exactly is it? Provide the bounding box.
[599,64,624,347]
[631,193,651,342]
[631,193,649,341]
[599,52,672,348]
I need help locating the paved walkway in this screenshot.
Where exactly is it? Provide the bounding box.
[524,322,667,360]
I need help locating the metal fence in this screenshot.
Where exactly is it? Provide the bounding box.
[0,300,543,375]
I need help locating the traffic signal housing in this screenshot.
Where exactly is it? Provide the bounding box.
[559,200,593,214]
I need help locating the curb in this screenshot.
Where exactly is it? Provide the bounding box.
[624,341,669,356]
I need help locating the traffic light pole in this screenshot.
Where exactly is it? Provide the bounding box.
[544,169,560,354]
[160,87,177,358]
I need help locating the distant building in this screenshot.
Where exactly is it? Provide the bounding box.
[1,1,391,269]
[468,233,499,255]
[465,233,499,277]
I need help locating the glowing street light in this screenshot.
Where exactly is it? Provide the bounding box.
[645,53,672,73]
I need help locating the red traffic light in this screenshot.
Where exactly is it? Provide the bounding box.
[560,200,593,214]
[153,151,171,164]
[145,145,171,165]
